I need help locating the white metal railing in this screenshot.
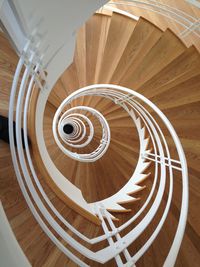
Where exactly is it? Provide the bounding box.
[106,0,200,38]
[58,113,94,148]
[9,49,188,266]
[186,0,200,9]
[53,105,111,162]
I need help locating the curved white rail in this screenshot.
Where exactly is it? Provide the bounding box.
[9,49,188,267]
[58,113,93,147]
[53,105,111,162]
[106,0,200,38]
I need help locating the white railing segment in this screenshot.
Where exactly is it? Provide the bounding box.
[53,105,111,162]
[107,0,200,38]
[186,0,200,9]
[9,60,189,267]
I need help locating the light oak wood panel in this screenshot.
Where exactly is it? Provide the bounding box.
[150,73,200,111]
[0,141,60,266]
[98,12,137,83]
[47,79,69,109]
[85,14,107,86]
[110,17,163,84]
[110,0,200,52]
[0,32,18,117]
[1,140,103,267]
[93,13,111,84]
[47,62,80,109]
[60,62,79,94]
[85,12,136,109]
[28,87,101,225]
[138,45,200,98]
[43,101,140,204]
[84,13,112,107]
[74,24,87,88]
[120,28,186,89]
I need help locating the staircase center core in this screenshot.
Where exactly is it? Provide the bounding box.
[63,124,74,134]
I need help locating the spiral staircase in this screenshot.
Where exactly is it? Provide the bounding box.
[0,1,200,266]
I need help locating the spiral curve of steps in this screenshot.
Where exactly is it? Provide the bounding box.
[0,4,200,267]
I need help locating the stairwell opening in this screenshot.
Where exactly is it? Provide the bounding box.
[63,123,74,134]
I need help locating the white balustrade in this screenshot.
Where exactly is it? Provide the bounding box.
[6,1,191,266]
[9,51,188,266]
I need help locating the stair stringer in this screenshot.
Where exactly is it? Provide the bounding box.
[89,107,151,217]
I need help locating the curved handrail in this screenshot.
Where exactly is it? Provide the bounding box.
[6,3,189,265]
[53,105,111,161]
[106,0,200,38]
[9,53,188,267]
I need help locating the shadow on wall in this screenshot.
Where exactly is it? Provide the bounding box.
[0,115,30,149]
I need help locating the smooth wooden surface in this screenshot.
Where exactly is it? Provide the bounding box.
[43,101,139,203]
[120,28,186,89]
[97,12,137,83]
[110,0,200,52]
[110,17,163,84]
[0,32,18,118]
[28,86,101,225]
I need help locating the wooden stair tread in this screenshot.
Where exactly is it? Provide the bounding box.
[150,73,200,110]
[121,28,186,89]
[111,16,163,84]
[138,45,200,98]
[98,12,137,83]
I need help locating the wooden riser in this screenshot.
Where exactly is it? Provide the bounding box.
[97,12,137,84]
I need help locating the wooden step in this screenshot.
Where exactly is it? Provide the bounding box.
[74,23,87,89]
[150,73,200,110]
[121,28,186,89]
[111,17,163,85]
[48,79,69,108]
[98,12,137,84]
[84,13,112,107]
[138,45,200,98]
[59,62,80,107]
[0,32,18,117]
[86,14,109,86]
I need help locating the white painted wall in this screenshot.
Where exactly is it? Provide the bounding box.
[0,202,31,267]
[0,0,108,264]
[0,0,107,89]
